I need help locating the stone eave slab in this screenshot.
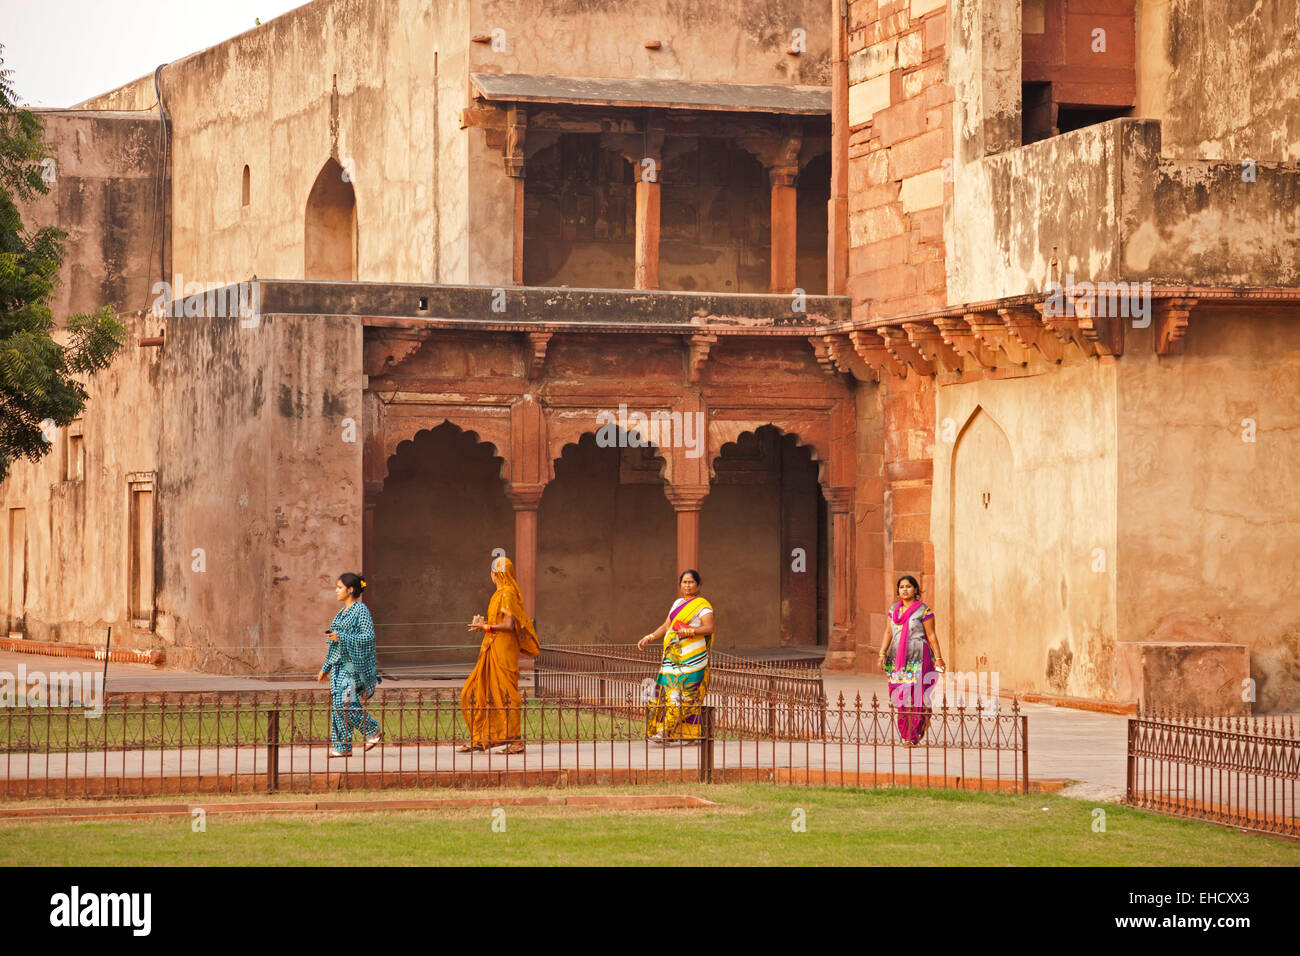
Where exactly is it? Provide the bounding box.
[470,72,831,115]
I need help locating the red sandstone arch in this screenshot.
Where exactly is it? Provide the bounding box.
[547,413,671,485]
[708,420,831,489]
[384,421,505,487]
[378,410,510,487]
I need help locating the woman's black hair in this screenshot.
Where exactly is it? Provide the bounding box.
[895,574,921,598]
[339,572,366,599]
[679,569,702,586]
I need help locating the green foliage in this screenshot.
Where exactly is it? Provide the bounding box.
[0,45,125,483]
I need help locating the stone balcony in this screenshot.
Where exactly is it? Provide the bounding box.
[950,118,1300,305]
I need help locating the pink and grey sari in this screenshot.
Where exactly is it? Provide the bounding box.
[885,600,936,744]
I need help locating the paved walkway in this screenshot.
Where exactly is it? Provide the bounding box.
[823,674,1129,798]
[2,649,1130,797]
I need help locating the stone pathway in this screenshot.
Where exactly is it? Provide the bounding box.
[3,649,1133,794]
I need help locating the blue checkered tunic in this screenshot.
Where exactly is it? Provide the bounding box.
[320,601,381,752]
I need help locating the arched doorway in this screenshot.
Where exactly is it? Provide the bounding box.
[370,423,512,670]
[949,407,1020,677]
[537,434,675,643]
[704,426,827,653]
[305,157,356,280]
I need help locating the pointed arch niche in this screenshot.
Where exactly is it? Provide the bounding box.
[305,157,357,280]
[948,406,1020,676]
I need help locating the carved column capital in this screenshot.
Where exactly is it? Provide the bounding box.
[664,484,711,512]
[505,482,546,511]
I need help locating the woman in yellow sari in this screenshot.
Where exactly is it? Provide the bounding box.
[460,556,540,754]
[636,569,715,744]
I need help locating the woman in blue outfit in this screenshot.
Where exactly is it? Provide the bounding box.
[317,572,382,757]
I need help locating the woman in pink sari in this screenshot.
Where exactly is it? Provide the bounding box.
[876,575,945,745]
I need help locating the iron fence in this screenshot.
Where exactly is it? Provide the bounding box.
[0,689,1029,796]
[1126,710,1299,838]
[535,643,827,737]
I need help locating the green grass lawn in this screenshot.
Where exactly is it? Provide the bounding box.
[2,784,1295,866]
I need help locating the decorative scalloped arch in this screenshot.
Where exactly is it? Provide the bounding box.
[707,419,831,489]
[380,417,508,488]
[547,416,670,484]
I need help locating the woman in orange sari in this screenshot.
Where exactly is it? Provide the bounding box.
[460,556,541,754]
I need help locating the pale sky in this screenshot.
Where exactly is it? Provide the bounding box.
[1,0,311,107]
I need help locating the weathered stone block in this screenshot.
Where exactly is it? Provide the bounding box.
[849,74,892,126]
[1116,642,1251,715]
[900,168,944,212]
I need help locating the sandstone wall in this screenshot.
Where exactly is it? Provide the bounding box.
[155,310,364,674]
[1136,0,1300,163]
[0,112,162,648]
[1116,311,1300,712]
[80,0,468,287]
[931,362,1120,698]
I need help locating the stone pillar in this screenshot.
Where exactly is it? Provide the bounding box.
[825,486,856,669]
[506,484,544,614]
[505,105,527,285]
[633,112,665,291]
[635,178,661,290]
[770,167,798,295]
[508,395,550,618]
[665,485,710,573]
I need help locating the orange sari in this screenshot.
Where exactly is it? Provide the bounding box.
[460,557,540,747]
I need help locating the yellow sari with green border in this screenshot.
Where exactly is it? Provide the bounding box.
[645,596,713,740]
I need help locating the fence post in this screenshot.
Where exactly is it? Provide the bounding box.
[1020,713,1029,794]
[698,705,715,784]
[266,708,280,793]
[1125,718,1135,804]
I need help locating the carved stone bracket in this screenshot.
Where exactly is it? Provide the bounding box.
[1154,298,1197,356]
[363,329,431,379]
[999,306,1062,363]
[526,331,552,380]
[505,104,527,178]
[877,326,935,376]
[902,322,961,373]
[934,316,997,369]
[1035,303,1097,357]
[849,330,906,380]
[829,333,878,381]
[741,116,803,184]
[808,335,843,379]
[1071,296,1124,356]
[687,333,717,383]
[965,310,1028,366]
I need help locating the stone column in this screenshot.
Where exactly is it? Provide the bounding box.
[505,105,527,285]
[770,166,799,295]
[824,486,856,670]
[506,484,544,614]
[665,485,710,573]
[633,112,665,290]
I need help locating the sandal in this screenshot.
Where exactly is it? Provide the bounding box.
[364,733,383,752]
[456,743,484,753]
[497,743,525,755]
[329,749,351,758]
